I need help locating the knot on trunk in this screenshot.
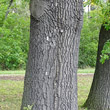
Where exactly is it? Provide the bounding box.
[30,0,48,20]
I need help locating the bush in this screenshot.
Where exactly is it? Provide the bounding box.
[0,1,101,70]
[0,0,30,70]
[78,11,101,68]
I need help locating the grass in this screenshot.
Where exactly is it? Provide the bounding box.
[78,76,93,110]
[0,70,25,75]
[78,68,95,73]
[0,80,23,110]
[0,76,93,110]
[0,68,95,75]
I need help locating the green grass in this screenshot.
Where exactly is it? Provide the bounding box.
[78,76,93,110]
[0,70,25,75]
[0,80,23,110]
[0,76,93,110]
[78,68,95,73]
[0,68,95,75]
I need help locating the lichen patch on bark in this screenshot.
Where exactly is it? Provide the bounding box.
[30,0,48,20]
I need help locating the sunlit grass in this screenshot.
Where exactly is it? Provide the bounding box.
[78,68,95,74]
[0,80,23,110]
[78,76,93,110]
[0,76,93,110]
[0,70,25,75]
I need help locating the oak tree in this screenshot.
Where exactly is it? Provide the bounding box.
[21,0,83,110]
[84,25,110,110]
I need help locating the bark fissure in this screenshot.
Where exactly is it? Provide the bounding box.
[21,0,83,110]
[84,25,110,110]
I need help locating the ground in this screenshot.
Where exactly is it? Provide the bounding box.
[0,73,93,110]
[0,75,24,81]
[0,73,93,81]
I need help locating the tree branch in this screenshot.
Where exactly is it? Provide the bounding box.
[5,0,13,19]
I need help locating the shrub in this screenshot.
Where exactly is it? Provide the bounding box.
[79,11,101,68]
[0,0,30,70]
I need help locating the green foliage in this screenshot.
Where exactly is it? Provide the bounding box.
[0,0,104,69]
[1,0,100,69]
[94,1,110,63]
[82,0,110,65]
[79,11,101,68]
[85,0,110,30]
[100,2,110,30]
[0,0,30,70]
[99,2,110,63]
[23,105,33,110]
[100,40,110,64]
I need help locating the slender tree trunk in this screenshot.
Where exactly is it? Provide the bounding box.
[21,0,83,110]
[84,25,110,110]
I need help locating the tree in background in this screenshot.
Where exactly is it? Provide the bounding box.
[84,1,110,109]
[21,0,83,110]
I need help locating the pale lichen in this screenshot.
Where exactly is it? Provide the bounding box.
[30,0,48,19]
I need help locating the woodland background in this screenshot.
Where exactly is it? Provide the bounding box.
[0,0,102,70]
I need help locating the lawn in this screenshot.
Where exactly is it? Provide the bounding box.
[0,68,95,75]
[0,80,23,110]
[78,76,93,110]
[78,68,95,74]
[0,70,25,75]
[0,76,93,110]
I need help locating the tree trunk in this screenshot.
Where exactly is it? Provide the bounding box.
[84,25,110,110]
[21,0,83,110]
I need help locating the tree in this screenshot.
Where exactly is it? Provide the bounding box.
[21,0,83,110]
[84,25,110,110]
[83,1,110,109]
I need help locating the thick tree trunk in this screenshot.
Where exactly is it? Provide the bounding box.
[21,0,83,110]
[84,25,110,110]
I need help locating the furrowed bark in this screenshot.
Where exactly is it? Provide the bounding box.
[84,25,110,110]
[21,0,83,110]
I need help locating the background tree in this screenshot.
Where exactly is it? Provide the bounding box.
[84,1,110,109]
[84,25,110,110]
[21,0,83,110]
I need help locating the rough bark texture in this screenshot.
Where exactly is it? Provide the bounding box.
[21,0,83,110]
[84,25,110,110]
